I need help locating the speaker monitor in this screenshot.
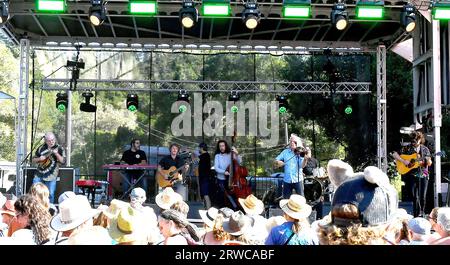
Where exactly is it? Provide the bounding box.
[23,167,77,203]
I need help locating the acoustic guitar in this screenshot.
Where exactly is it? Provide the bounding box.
[156,158,198,188]
[37,145,60,168]
[395,152,444,175]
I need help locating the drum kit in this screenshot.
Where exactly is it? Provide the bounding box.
[303,167,334,205]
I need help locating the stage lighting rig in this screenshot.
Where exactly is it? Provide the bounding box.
[177,90,190,113]
[0,0,10,24]
[242,0,261,30]
[276,95,288,114]
[331,2,348,31]
[180,0,198,29]
[127,93,139,112]
[80,91,97,112]
[229,91,240,113]
[56,92,68,112]
[89,0,106,26]
[400,3,416,32]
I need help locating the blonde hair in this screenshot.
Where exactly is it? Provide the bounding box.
[170,201,189,218]
[212,214,229,241]
[30,183,50,209]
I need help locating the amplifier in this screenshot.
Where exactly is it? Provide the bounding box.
[23,167,78,202]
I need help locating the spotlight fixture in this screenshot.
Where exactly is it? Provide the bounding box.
[56,92,68,112]
[432,1,450,20]
[401,3,416,32]
[229,91,240,113]
[180,0,198,28]
[36,0,66,12]
[89,0,106,26]
[0,0,9,24]
[177,90,190,113]
[202,0,231,16]
[242,1,261,30]
[356,0,384,19]
[331,2,348,31]
[344,105,353,115]
[282,0,311,18]
[126,93,139,112]
[80,91,97,112]
[276,95,288,114]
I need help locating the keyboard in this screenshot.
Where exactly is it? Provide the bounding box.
[102,164,158,170]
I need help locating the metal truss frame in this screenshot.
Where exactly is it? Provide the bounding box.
[40,79,371,94]
[377,45,388,173]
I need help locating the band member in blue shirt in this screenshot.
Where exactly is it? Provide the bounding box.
[274,134,307,199]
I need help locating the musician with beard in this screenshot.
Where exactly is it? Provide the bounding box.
[32,132,66,204]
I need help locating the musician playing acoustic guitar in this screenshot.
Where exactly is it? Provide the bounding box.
[157,143,189,200]
[392,131,432,217]
[32,132,66,204]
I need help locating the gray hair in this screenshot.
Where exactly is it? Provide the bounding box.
[44,132,56,141]
[437,207,450,233]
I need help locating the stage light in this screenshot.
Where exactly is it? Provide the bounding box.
[177,90,190,113]
[126,93,139,112]
[180,0,198,28]
[202,0,231,16]
[56,92,68,112]
[80,91,97,112]
[36,0,66,12]
[229,91,240,112]
[129,1,157,15]
[89,0,106,26]
[242,1,261,30]
[356,0,384,19]
[0,1,9,24]
[432,1,450,20]
[282,0,311,18]
[331,2,348,31]
[400,3,416,32]
[276,95,288,114]
[344,105,353,115]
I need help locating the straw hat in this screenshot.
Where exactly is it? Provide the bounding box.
[155,187,183,210]
[222,210,253,236]
[50,195,100,232]
[108,206,147,244]
[102,199,129,219]
[199,207,219,228]
[279,194,312,220]
[67,226,113,245]
[0,199,16,216]
[238,194,264,215]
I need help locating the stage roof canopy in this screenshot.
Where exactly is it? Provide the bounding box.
[2,0,413,51]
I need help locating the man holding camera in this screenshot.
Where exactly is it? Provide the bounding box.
[274,134,307,199]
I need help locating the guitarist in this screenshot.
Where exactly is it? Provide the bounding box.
[392,131,432,217]
[32,132,66,204]
[213,140,242,208]
[157,143,189,200]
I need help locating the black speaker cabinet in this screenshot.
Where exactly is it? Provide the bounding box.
[23,167,78,202]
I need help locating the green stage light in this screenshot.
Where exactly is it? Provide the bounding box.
[36,0,66,12]
[276,95,288,114]
[345,105,353,115]
[231,105,239,113]
[432,1,450,20]
[129,1,157,15]
[56,92,68,112]
[202,0,230,16]
[356,0,384,19]
[282,0,311,18]
[179,105,187,113]
[126,93,139,112]
[279,106,287,114]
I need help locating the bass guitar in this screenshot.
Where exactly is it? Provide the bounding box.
[394,151,445,175]
[156,158,198,188]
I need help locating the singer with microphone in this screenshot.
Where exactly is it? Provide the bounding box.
[31,132,66,204]
[274,134,307,199]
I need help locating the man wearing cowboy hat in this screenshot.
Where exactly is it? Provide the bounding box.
[265,194,317,245]
[274,134,307,199]
[49,195,100,245]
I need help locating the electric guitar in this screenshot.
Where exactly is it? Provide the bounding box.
[156,158,198,188]
[394,152,445,175]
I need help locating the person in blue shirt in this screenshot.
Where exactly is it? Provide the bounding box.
[274,134,307,199]
[265,194,317,245]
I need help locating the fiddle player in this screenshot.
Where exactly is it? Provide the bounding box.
[213,140,241,208]
[32,132,66,204]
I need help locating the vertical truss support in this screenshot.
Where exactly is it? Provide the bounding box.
[16,39,30,197]
[431,20,442,207]
[377,44,387,173]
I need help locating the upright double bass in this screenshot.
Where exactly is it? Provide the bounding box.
[226,132,252,202]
